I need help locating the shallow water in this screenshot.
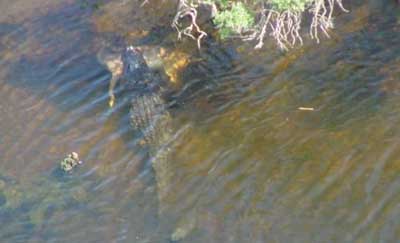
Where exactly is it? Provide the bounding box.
[1,0,400,242]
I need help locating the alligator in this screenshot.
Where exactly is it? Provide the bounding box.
[99,45,199,241]
[121,46,174,209]
[99,45,174,208]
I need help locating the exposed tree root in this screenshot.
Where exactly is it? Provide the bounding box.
[245,9,303,50]
[172,0,208,49]
[141,0,349,50]
[245,0,348,50]
[309,0,349,43]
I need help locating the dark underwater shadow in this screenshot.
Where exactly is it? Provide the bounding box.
[1,1,109,108]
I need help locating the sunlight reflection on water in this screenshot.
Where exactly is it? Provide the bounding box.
[0,0,400,242]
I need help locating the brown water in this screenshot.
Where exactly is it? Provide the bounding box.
[1,0,400,242]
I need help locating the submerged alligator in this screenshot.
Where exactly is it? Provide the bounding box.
[98,46,206,241]
[99,45,183,237]
[121,46,174,211]
[98,43,237,241]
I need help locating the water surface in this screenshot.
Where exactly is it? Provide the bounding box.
[1,0,400,242]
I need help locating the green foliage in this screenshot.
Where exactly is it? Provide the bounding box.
[215,0,230,8]
[211,0,313,39]
[209,0,313,11]
[213,2,255,39]
[269,0,313,11]
[203,0,230,8]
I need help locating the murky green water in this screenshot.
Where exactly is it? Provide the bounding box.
[1,0,400,242]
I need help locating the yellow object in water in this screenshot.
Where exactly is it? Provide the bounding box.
[109,95,115,107]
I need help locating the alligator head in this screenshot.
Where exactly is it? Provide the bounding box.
[122,46,152,89]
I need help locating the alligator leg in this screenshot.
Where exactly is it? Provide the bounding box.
[100,52,123,108]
